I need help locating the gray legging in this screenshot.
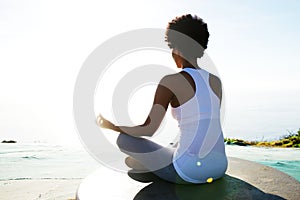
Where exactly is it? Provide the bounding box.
[116,133,190,184]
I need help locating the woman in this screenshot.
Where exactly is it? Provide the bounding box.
[97,14,228,184]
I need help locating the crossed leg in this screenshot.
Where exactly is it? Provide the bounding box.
[116,133,189,184]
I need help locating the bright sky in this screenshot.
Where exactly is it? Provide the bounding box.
[1,0,300,144]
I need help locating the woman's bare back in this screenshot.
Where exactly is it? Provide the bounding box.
[169,69,222,108]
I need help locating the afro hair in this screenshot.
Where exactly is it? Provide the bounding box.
[165,14,209,58]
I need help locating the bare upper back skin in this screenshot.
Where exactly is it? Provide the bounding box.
[168,71,222,108]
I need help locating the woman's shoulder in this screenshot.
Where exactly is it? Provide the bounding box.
[159,72,195,95]
[208,73,222,87]
[160,72,187,85]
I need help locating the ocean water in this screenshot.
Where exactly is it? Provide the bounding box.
[0,144,100,181]
[0,144,299,182]
[226,145,300,182]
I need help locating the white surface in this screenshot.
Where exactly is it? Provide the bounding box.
[76,168,148,200]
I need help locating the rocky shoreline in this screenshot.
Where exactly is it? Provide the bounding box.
[224,130,300,148]
[1,140,17,144]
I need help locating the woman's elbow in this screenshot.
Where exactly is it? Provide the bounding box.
[138,119,153,137]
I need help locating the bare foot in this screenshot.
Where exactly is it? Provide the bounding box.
[125,156,149,172]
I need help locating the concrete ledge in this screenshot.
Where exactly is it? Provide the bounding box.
[76,157,300,200]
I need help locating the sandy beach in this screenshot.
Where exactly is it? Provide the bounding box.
[0,179,81,200]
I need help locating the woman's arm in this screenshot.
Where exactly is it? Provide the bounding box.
[97,75,174,137]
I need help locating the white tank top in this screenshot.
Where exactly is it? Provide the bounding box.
[171,68,227,183]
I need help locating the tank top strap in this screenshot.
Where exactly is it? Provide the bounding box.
[182,68,209,94]
[182,67,209,81]
[182,68,220,105]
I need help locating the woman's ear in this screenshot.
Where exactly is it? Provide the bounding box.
[172,50,183,68]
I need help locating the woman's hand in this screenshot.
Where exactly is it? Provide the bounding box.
[96,114,115,130]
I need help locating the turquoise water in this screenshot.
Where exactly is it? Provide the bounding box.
[0,144,299,182]
[226,145,300,181]
[259,160,300,180]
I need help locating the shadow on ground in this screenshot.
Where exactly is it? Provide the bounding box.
[128,172,285,200]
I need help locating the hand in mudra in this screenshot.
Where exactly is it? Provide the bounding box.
[96,114,115,129]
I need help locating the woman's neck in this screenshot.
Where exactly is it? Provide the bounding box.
[181,58,200,69]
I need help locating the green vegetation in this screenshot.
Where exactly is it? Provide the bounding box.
[224,130,300,148]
